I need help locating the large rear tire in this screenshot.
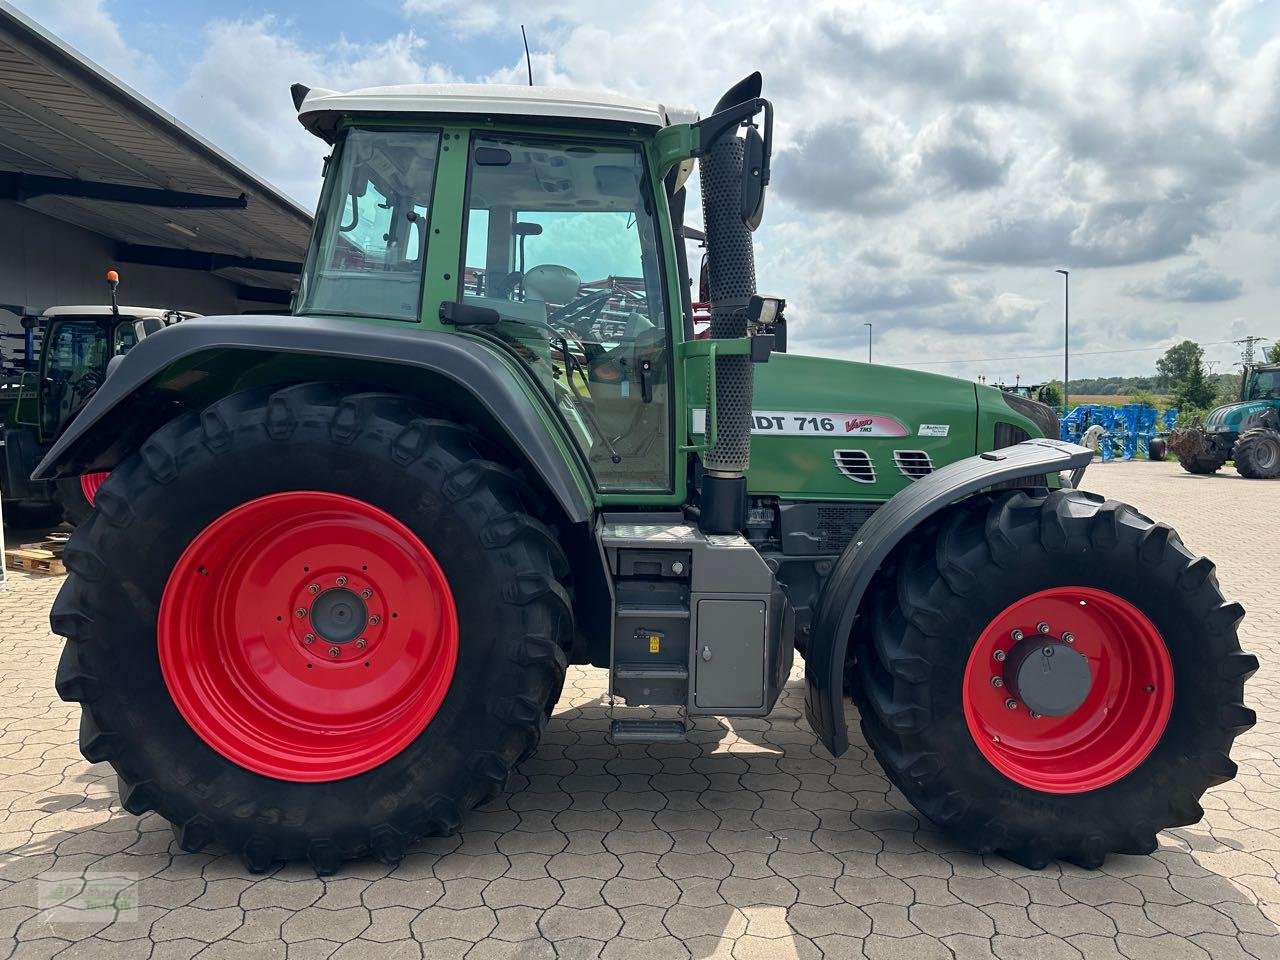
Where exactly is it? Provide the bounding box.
[53,383,572,873]
[1232,428,1280,479]
[854,488,1256,868]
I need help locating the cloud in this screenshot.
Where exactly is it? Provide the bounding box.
[1124,261,1244,303]
[168,18,457,206]
[919,108,1011,192]
[772,116,916,216]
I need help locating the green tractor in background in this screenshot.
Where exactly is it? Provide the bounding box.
[0,273,197,527]
[1170,362,1280,478]
[41,74,1255,874]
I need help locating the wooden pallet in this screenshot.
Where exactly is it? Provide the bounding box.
[4,539,67,576]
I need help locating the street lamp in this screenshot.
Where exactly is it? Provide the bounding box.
[864,322,873,363]
[1055,269,1069,417]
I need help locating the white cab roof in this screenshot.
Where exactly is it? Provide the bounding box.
[297,83,688,141]
[41,305,199,320]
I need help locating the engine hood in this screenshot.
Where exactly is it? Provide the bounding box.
[1206,400,1274,432]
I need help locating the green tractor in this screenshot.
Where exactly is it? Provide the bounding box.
[1170,362,1280,478]
[1,273,197,527]
[42,75,1255,874]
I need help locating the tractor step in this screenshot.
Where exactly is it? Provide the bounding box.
[609,718,688,743]
[613,661,689,681]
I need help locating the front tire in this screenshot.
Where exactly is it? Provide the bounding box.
[854,488,1256,868]
[53,384,572,873]
[1233,428,1280,479]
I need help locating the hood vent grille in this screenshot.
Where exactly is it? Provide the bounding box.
[833,449,876,483]
[894,450,934,479]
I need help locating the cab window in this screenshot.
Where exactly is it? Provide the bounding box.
[460,134,672,492]
[42,320,107,438]
[298,127,441,321]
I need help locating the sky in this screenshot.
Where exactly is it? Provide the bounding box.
[12,0,1280,384]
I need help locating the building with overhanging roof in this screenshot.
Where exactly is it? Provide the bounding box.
[0,1,312,376]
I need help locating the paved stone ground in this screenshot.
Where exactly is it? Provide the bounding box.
[0,459,1277,959]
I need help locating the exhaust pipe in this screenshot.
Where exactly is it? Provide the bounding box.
[697,74,770,533]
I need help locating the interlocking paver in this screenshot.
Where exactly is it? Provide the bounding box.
[0,460,1278,957]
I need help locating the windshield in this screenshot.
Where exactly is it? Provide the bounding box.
[459,134,672,491]
[298,127,441,321]
[1244,369,1280,401]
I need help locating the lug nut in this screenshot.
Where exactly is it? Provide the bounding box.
[328,647,340,658]
[336,576,347,587]
[304,634,315,645]
[1043,646,1054,657]
[369,615,381,625]
[360,588,373,599]
[1010,629,1024,642]
[1036,621,1050,635]
[993,649,1006,662]
[308,583,320,595]
[1063,632,1075,643]
[295,608,307,618]
[991,676,1004,688]
[1005,698,1018,710]
[1030,711,1041,719]
[355,639,366,650]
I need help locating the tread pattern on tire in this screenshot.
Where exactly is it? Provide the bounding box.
[854,488,1257,869]
[53,382,574,874]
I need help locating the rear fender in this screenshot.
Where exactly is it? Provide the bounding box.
[32,315,595,525]
[804,439,1094,756]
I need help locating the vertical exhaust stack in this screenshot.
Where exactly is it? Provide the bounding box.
[698,74,765,533]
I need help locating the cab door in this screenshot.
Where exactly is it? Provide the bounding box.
[39,319,108,442]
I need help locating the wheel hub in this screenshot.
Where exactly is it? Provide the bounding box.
[158,491,458,783]
[1002,636,1092,717]
[310,587,368,644]
[962,587,1174,794]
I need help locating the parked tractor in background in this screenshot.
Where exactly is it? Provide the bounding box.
[0,272,197,527]
[1169,362,1280,479]
[42,75,1255,875]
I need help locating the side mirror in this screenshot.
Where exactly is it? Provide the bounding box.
[741,126,767,230]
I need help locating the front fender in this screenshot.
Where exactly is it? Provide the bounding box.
[32,315,594,524]
[804,439,1094,756]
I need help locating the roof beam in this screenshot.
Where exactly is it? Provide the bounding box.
[237,285,293,304]
[0,172,247,209]
[116,242,303,275]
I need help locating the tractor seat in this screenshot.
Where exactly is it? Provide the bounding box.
[523,264,582,308]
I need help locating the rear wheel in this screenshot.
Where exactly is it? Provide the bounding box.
[854,488,1256,868]
[1232,428,1280,479]
[53,383,572,873]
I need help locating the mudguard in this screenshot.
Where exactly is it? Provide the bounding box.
[32,315,594,524]
[804,438,1094,756]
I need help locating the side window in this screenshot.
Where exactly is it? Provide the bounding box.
[298,128,441,321]
[460,135,672,492]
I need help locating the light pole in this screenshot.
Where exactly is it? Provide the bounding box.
[864,322,873,363]
[1055,269,1069,417]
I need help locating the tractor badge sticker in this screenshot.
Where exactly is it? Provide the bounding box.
[691,410,909,437]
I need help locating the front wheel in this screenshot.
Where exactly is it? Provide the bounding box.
[854,489,1256,868]
[1232,428,1280,479]
[53,384,572,873]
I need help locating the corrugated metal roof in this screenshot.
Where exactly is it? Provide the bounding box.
[0,2,312,291]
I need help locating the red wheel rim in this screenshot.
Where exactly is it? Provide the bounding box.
[158,491,458,782]
[962,587,1173,794]
[80,472,108,506]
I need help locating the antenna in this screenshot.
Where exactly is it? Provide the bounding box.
[520,25,533,86]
